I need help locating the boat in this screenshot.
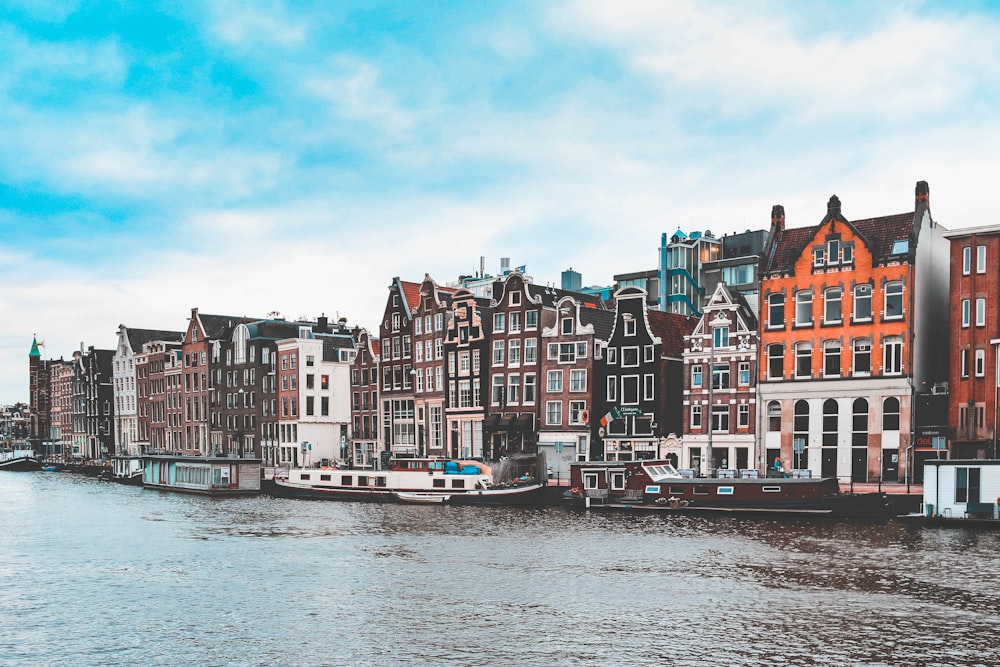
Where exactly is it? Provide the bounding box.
[41,465,59,472]
[270,457,546,506]
[567,460,889,518]
[109,456,144,486]
[0,443,41,471]
[899,458,1000,528]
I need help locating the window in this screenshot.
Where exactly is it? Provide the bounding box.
[813,247,825,267]
[644,345,654,362]
[713,326,729,348]
[692,364,703,388]
[491,375,504,405]
[962,299,971,328]
[884,282,904,319]
[621,347,639,367]
[767,344,784,380]
[883,337,903,375]
[524,374,536,404]
[853,339,871,375]
[525,310,538,330]
[963,246,972,275]
[823,341,841,377]
[690,405,702,429]
[795,291,813,326]
[824,288,842,324]
[644,374,654,400]
[883,397,900,431]
[853,284,872,322]
[624,319,637,336]
[976,298,986,327]
[546,401,562,426]
[975,348,985,377]
[414,317,422,335]
[607,377,617,402]
[822,399,838,447]
[767,401,781,432]
[493,313,505,332]
[570,370,587,392]
[524,339,537,364]
[606,348,617,364]
[509,340,521,365]
[955,467,982,504]
[711,405,729,432]
[622,376,639,404]
[842,244,853,265]
[561,318,573,334]
[434,313,443,331]
[738,361,750,386]
[852,398,868,447]
[738,404,750,428]
[961,349,969,378]
[711,363,729,390]
[547,371,563,392]
[492,340,505,366]
[768,293,785,328]
[827,238,840,265]
[509,312,521,332]
[507,375,520,404]
[569,401,586,425]
[977,245,987,274]
[795,342,812,378]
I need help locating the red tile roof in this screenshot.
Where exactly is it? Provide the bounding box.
[647,310,697,358]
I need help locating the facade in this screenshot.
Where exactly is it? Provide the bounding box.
[412,275,453,457]
[379,278,421,457]
[27,336,52,453]
[349,328,380,467]
[82,346,115,460]
[682,282,760,474]
[659,229,722,315]
[443,289,490,459]
[943,224,1000,461]
[758,183,949,483]
[701,228,770,315]
[538,295,613,481]
[596,286,695,462]
[48,360,73,459]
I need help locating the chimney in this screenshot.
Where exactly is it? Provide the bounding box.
[827,195,841,216]
[317,315,329,333]
[915,180,929,211]
[770,204,785,233]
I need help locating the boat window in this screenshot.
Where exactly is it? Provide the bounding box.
[374,477,387,487]
[717,486,734,495]
[583,473,599,489]
[301,474,310,481]
[433,479,446,488]
[644,463,681,482]
[645,485,660,494]
[763,486,781,493]
[341,476,352,485]
[694,485,709,495]
[668,486,685,495]
[358,476,368,486]
[320,474,331,481]
[451,479,466,489]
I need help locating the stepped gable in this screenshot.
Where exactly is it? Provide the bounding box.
[646,310,696,358]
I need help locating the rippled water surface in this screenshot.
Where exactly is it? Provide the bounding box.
[1,472,998,667]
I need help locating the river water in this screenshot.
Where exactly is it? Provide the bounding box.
[1,472,998,667]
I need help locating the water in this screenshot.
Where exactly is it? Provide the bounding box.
[1,472,998,667]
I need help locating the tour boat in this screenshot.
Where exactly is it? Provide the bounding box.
[567,460,889,518]
[271,457,546,506]
[0,443,41,471]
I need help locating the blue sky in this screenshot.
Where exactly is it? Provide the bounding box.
[2,0,1000,401]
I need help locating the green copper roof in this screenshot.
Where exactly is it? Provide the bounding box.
[29,335,41,357]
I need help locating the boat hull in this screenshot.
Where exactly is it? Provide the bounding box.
[0,456,41,472]
[270,478,547,506]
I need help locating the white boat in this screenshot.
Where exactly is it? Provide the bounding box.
[0,443,40,471]
[271,457,546,506]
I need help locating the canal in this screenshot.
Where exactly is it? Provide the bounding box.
[1,471,998,666]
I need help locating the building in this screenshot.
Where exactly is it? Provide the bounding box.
[659,229,721,315]
[682,281,760,474]
[349,328,380,467]
[758,182,949,483]
[411,275,454,457]
[443,288,490,459]
[942,224,1000,461]
[596,286,695,462]
[379,278,421,457]
[28,335,52,454]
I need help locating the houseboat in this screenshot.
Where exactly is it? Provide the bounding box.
[270,457,546,505]
[109,456,143,485]
[567,460,889,518]
[917,459,1000,527]
[142,455,262,496]
[0,442,40,471]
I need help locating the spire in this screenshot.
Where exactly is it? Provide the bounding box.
[30,335,41,358]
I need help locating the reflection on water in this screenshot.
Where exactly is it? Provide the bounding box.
[1,472,998,667]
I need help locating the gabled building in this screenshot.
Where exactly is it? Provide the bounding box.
[596,286,695,462]
[538,294,613,481]
[411,275,454,457]
[349,327,380,467]
[759,182,949,483]
[28,335,52,454]
[443,289,490,459]
[138,339,182,454]
[379,278,421,457]
[682,282,760,474]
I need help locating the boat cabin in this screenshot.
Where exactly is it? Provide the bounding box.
[143,454,262,496]
[923,459,1000,520]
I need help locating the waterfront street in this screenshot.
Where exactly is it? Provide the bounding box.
[2,471,998,667]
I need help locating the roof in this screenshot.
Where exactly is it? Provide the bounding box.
[579,307,615,341]
[647,310,697,358]
[125,327,184,350]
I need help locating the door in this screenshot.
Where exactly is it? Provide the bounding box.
[881,450,898,482]
[851,448,867,482]
[821,448,837,478]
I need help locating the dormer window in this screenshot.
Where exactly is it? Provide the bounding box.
[891,239,909,255]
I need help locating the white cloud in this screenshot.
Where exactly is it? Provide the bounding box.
[207,0,307,47]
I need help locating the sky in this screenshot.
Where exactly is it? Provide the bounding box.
[2,0,1000,402]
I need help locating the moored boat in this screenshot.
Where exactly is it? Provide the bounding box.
[568,460,889,518]
[271,457,546,506]
[0,443,41,471]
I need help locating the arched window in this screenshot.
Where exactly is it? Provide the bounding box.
[767,343,784,379]
[883,397,900,431]
[233,325,250,365]
[822,399,838,447]
[767,400,781,432]
[768,293,785,328]
[852,398,868,447]
[793,400,809,469]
